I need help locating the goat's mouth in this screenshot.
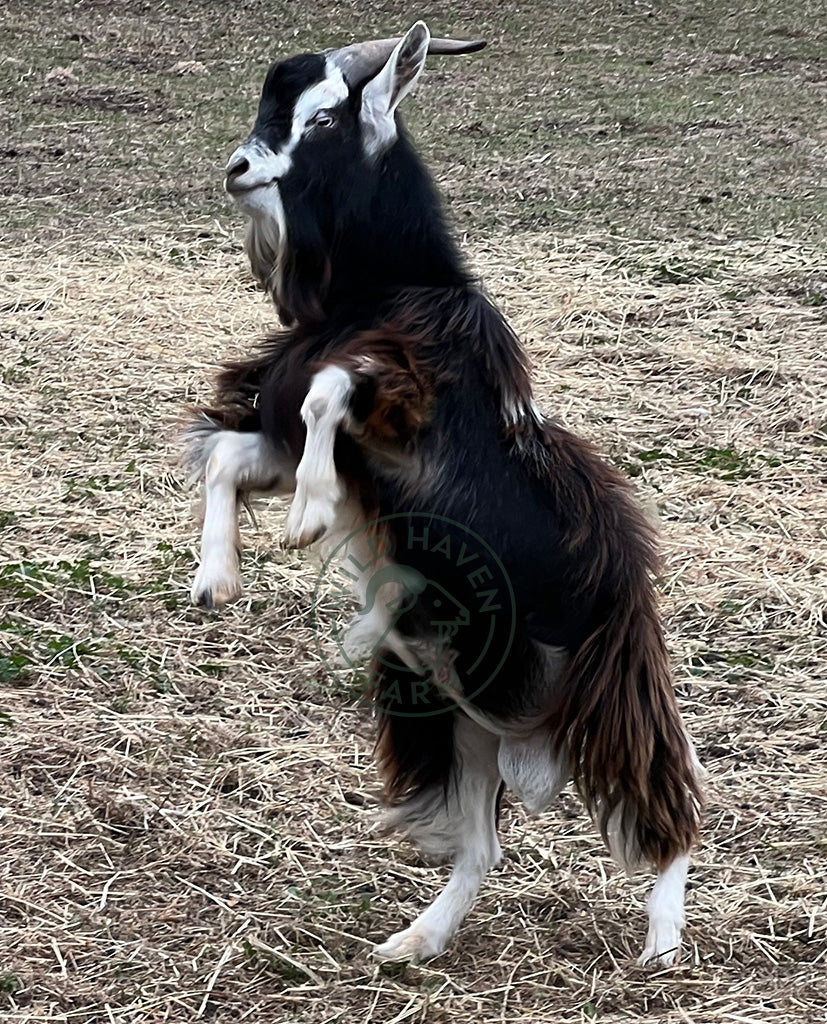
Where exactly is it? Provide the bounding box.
[224,178,275,197]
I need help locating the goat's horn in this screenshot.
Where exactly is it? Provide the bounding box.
[328,33,485,86]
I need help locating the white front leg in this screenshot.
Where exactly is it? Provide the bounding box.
[283,366,353,549]
[188,427,292,607]
[193,469,243,608]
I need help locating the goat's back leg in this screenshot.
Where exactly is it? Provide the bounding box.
[375,714,502,962]
[499,725,692,966]
[184,418,294,607]
[638,853,691,966]
[606,747,703,965]
[638,744,704,964]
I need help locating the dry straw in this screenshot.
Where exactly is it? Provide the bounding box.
[0,230,825,1021]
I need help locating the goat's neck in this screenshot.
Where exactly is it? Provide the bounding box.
[331,141,468,303]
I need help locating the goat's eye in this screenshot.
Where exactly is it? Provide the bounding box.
[309,110,336,130]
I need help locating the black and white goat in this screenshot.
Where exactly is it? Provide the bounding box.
[184,22,702,965]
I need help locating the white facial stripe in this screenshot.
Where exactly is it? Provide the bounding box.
[253,139,292,179]
[291,62,348,139]
[225,63,348,192]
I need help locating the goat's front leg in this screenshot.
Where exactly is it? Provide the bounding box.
[184,418,294,607]
[283,366,353,549]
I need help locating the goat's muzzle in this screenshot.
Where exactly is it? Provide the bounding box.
[223,139,290,200]
[225,151,251,194]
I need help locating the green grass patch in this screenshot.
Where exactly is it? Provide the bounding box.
[0,972,21,995]
[627,444,784,481]
[687,648,775,674]
[2,0,825,244]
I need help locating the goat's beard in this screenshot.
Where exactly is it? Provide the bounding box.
[244,204,285,299]
[242,191,331,328]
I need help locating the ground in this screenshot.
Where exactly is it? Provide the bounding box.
[1,1,826,1021]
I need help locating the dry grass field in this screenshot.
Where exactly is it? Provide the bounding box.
[1,2,825,1022]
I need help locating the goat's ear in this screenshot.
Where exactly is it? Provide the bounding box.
[360,21,430,157]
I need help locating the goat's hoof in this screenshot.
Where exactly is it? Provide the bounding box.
[282,500,330,548]
[281,525,325,550]
[637,946,680,968]
[637,925,682,967]
[283,489,338,550]
[373,925,447,963]
[190,570,242,609]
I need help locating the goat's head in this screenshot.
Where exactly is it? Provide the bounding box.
[224,22,484,324]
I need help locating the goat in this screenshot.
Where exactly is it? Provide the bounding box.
[183,22,703,965]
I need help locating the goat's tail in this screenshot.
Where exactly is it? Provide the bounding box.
[549,595,702,870]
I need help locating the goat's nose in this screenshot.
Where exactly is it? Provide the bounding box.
[225,152,250,184]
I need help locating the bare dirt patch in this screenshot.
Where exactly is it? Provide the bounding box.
[37,85,163,115]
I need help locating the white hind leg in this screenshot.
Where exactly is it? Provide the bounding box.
[638,853,690,966]
[185,421,294,607]
[374,716,501,961]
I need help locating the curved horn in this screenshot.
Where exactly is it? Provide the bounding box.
[328,26,485,86]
